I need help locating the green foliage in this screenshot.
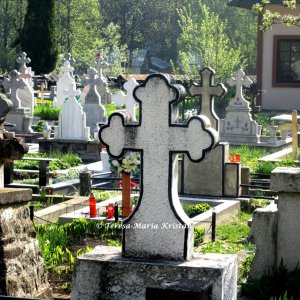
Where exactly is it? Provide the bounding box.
[242,260,300,300]
[177,1,245,81]
[194,226,205,247]
[20,0,58,74]
[241,198,272,213]
[14,152,82,171]
[103,103,120,117]
[91,190,121,202]
[200,212,255,254]
[34,104,61,120]
[32,120,46,133]
[238,254,255,285]
[185,203,212,218]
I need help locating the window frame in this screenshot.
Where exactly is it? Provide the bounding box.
[273,35,300,87]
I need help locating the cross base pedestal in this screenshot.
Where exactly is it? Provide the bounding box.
[71,246,237,300]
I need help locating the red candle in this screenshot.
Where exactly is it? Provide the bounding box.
[235,154,241,163]
[230,154,235,163]
[106,204,115,219]
[89,194,97,218]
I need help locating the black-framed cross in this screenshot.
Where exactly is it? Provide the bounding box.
[100,74,217,260]
[188,67,227,131]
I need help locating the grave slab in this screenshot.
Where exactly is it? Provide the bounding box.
[71,246,237,300]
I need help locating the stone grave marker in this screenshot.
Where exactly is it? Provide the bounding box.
[112,78,139,122]
[3,70,27,108]
[55,60,76,107]
[100,74,218,260]
[72,74,238,300]
[61,53,76,76]
[184,67,240,197]
[220,69,262,144]
[16,52,35,117]
[83,67,106,134]
[55,84,90,141]
[189,67,227,131]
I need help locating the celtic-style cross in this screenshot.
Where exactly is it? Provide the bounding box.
[100,74,218,260]
[188,67,227,131]
[227,69,252,108]
[92,54,109,78]
[3,70,26,108]
[16,52,31,74]
[112,78,139,122]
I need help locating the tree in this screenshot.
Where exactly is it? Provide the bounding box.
[20,0,58,74]
[177,1,245,81]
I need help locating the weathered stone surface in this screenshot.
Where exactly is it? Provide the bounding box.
[224,163,241,197]
[0,188,31,205]
[71,246,237,300]
[0,189,51,297]
[220,69,261,144]
[100,74,217,260]
[271,167,300,193]
[249,204,278,279]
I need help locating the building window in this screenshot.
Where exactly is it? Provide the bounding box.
[273,36,300,87]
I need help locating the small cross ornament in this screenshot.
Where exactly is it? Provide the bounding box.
[112,78,139,122]
[188,67,227,131]
[16,52,31,74]
[100,74,218,260]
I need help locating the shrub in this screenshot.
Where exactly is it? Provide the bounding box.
[242,260,300,300]
[186,203,212,218]
[34,103,61,120]
[194,226,205,246]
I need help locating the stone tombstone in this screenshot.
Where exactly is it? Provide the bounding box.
[55,60,76,108]
[55,84,90,141]
[220,69,262,144]
[112,78,139,122]
[183,67,240,197]
[72,75,238,300]
[100,74,218,260]
[3,70,27,108]
[62,52,76,67]
[16,52,35,117]
[83,67,106,134]
[188,67,227,131]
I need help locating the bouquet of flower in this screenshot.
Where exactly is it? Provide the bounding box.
[109,152,140,174]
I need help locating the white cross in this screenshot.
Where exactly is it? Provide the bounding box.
[62,53,76,66]
[3,70,26,108]
[100,74,218,260]
[61,61,74,78]
[16,52,31,73]
[92,54,109,77]
[189,67,227,131]
[112,78,139,122]
[227,69,252,107]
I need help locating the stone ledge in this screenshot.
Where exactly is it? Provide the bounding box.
[271,167,300,193]
[0,188,32,205]
[71,246,237,300]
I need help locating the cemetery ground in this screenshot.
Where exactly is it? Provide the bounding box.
[12,141,300,298]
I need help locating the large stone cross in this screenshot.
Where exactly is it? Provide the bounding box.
[188,67,227,131]
[3,70,27,108]
[227,69,252,108]
[100,74,218,260]
[112,78,139,122]
[16,52,31,73]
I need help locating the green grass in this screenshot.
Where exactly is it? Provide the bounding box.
[14,152,82,171]
[198,212,255,254]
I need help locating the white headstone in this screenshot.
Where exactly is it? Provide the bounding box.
[112,78,139,122]
[100,74,218,260]
[56,61,76,108]
[189,67,227,131]
[16,52,35,116]
[56,84,90,141]
[83,67,106,134]
[220,69,262,144]
[3,70,27,108]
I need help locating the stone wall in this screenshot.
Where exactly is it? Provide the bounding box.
[0,188,51,297]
